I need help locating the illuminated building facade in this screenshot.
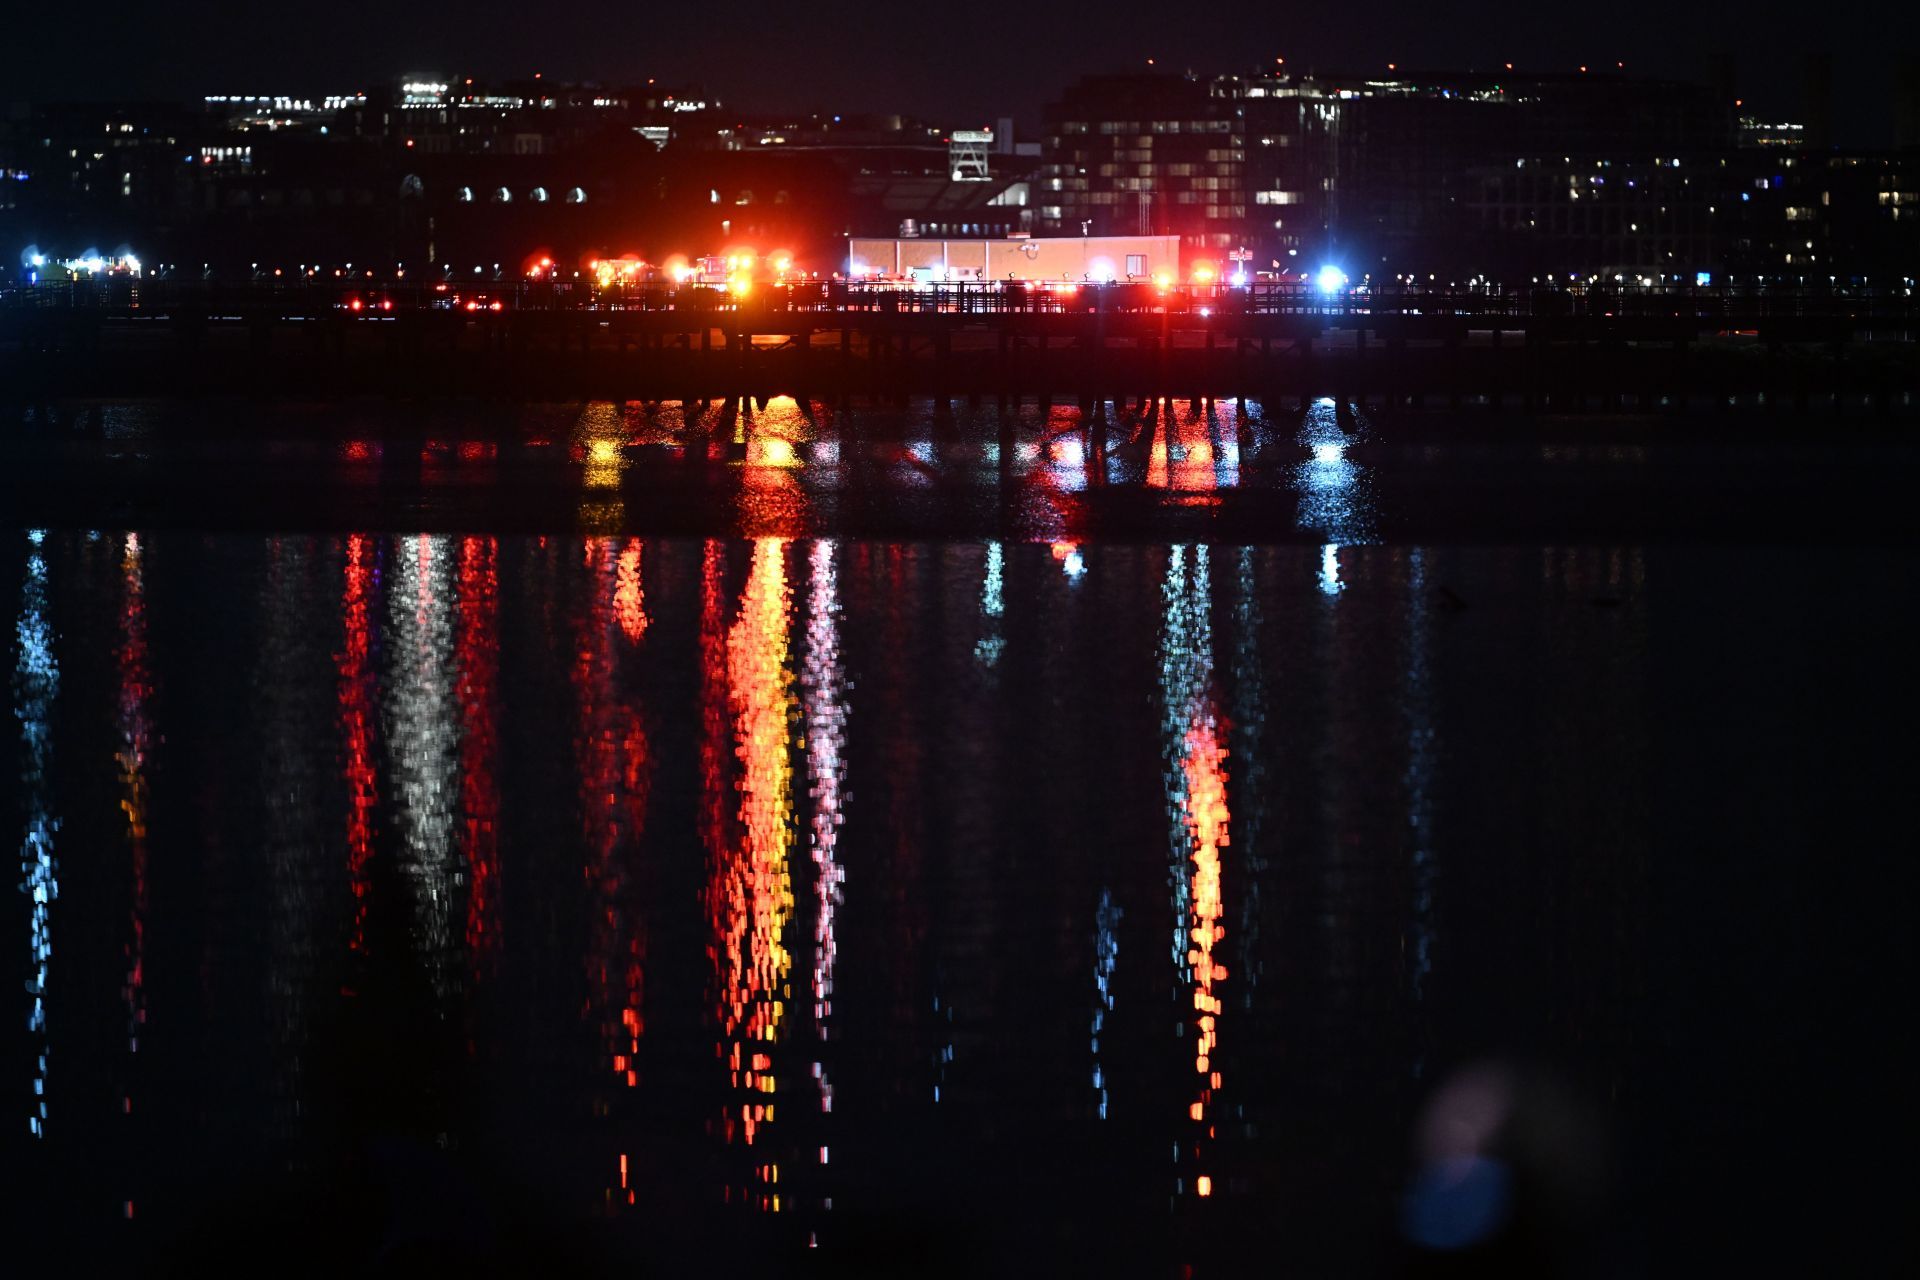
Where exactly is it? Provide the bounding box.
[2,69,1910,284]
[1040,69,1757,280]
[1040,73,1332,266]
[1714,147,1920,281]
[846,232,1179,281]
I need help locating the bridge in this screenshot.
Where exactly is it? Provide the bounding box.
[3,279,1915,411]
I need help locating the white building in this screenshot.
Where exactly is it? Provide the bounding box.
[847,234,1181,284]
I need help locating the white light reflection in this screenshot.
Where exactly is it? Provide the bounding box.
[1093,889,1121,1119]
[1406,549,1437,1018]
[1319,543,1344,596]
[1293,398,1375,547]
[976,541,1005,666]
[803,540,847,1120]
[1230,547,1268,1005]
[385,534,458,990]
[17,531,59,1138]
[983,541,1004,618]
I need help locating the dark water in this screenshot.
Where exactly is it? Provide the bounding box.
[3,399,1916,1276]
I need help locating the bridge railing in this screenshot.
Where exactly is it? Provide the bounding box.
[3,278,1914,323]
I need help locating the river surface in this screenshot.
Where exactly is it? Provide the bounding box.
[3,398,1915,1275]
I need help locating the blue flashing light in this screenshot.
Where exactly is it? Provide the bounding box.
[1315,264,1348,296]
[1695,271,1712,287]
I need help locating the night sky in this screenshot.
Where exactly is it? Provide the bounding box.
[9,0,1910,145]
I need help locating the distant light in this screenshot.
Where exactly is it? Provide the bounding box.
[1230,271,1248,288]
[1695,271,1712,287]
[1315,264,1348,296]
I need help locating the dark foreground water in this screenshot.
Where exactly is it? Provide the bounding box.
[3,399,1916,1276]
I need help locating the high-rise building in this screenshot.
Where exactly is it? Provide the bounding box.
[1041,69,1735,280]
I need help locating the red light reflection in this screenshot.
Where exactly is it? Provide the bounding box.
[576,539,651,1092]
[338,535,377,953]
[456,536,501,982]
[116,534,152,1101]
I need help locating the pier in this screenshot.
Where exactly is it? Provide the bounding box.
[3,279,1916,413]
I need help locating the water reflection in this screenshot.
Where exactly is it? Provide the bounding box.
[116,534,152,1120]
[1092,889,1120,1120]
[975,540,1005,667]
[0,524,1703,1270]
[456,536,502,983]
[1147,400,1237,500]
[1159,544,1230,1198]
[1319,543,1345,597]
[737,398,815,540]
[1230,548,1269,1009]
[259,537,329,1138]
[338,534,378,954]
[575,537,652,1105]
[803,541,846,1047]
[1295,398,1375,547]
[574,402,628,535]
[710,539,797,1210]
[1405,549,1437,1014]
[17,531,58,1138]
[385,535,458,991]
[614,538,649,643]
[802,540,847,1217]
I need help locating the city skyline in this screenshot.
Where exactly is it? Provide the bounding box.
[8,0,1910,146]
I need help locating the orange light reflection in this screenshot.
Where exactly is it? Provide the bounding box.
[707,539,797,1212]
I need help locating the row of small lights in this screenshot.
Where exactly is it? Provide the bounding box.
[23,251,1909,295]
